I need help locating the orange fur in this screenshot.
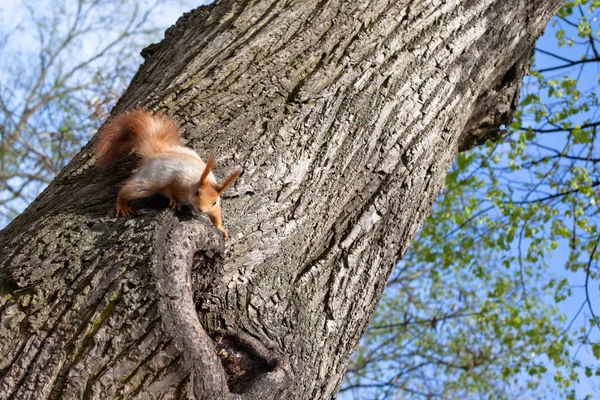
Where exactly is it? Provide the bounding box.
[97,109,242,240]
[206,204,227,240]
[116,178,164,216]
[96,109,180,166]
[200,156,215,185]
[164,179,188,211]
[162,148,201,162]
[218,168,243,194]
[196,159,242,240]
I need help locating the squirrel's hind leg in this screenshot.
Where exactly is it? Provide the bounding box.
[116,177,161,217]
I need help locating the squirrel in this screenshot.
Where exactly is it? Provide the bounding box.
[96,109,242,240]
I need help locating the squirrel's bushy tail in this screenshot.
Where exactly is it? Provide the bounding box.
[96,109,180,166]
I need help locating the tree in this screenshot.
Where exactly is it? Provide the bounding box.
[0,0,563,399]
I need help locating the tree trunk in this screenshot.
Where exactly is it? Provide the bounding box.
[0,0,561,399]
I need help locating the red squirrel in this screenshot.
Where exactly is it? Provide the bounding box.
[96,109,242,240]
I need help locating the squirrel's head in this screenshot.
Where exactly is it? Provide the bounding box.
[195,156,242,213]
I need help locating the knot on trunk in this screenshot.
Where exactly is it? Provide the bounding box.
[153,218,291,399]
[459,44,535,152]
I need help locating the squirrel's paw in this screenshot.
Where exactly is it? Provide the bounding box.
[217,225,229,241]
[116,204,133,217]
[169,197,182,211]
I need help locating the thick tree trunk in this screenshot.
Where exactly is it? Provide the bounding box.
[0,0,561,399]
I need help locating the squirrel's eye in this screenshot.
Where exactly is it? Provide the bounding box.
[212,201,217,207]
[195,190,200,196]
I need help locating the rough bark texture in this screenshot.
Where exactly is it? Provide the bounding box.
[0,0,562,399]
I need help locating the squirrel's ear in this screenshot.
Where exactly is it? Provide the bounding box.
[218,168,242,193]
[199,156,214,186]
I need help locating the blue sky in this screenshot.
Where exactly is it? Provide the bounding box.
[528,14,600,398]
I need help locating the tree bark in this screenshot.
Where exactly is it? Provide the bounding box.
[0,0,561,399]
